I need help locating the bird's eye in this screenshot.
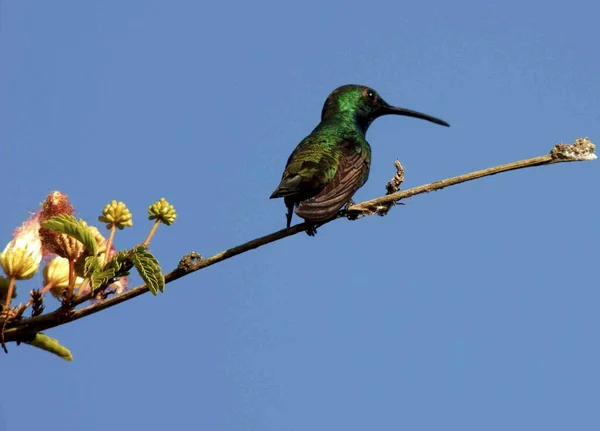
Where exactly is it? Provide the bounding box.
[364,89,377,102]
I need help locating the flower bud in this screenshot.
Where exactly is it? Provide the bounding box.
[148,198,177,226]
[38,191,80,259]
[43,256,85,299]
[1,216,43,280]
[98,200,133,230]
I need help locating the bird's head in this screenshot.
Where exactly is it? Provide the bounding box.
[321,84,449,133]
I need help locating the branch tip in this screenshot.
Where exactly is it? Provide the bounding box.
[550,137,596,162]
[386,159,405,194]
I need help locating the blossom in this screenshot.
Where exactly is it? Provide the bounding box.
[43,256,85,299]
[0,214,43,280]
[39,191,74,221]
[38,191,78,259]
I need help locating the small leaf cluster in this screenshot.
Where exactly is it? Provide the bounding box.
[41,199,173,298]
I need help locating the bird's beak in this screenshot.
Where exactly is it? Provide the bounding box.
[379,102,450,127]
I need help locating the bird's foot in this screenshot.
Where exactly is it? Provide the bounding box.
[341,199,361,220]
[304,223,321,237]
[344,199,356,210]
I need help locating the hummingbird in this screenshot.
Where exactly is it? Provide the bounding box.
[270,84,449,228]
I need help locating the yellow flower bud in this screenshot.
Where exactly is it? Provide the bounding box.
[98,201,133,230]
[43,256,85,299]
[148,198,177,226]
[43,256,69,293]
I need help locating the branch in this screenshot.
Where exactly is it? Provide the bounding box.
[4,138,595,342]
[349,137,596,216]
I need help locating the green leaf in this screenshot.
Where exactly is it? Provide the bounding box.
[83,255,101,278]
[90,268,117,290]
[25,333,73,361]
[84,255,118,290]
[104,250,133,275]
[131,246,164,295]
[41,214,98,256]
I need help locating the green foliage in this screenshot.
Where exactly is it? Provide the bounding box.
[104,250,133,275]
[83,251,131,292]
[83,256,101,277]
[25,333,73,361]
[41,214,98,256]
[90,268,117,290]
[131,246,164,295]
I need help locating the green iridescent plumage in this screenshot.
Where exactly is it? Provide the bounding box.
[271,84,449,228]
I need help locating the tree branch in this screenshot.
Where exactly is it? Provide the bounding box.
[4,138,595,343]
[349,137,596,216]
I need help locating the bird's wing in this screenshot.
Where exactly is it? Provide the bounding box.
[295,140,369,222]
[269,139,339,200]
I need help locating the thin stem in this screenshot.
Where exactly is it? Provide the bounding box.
[142,220,160,248]
[67,259,76,300]
[103,225,117,267]
[40,282,54,296]
[2,275,16,312]
[75,278,90,298]
[14,297,34,320]
[0,276,16,353]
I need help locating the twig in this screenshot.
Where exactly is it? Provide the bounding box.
[349,137,596,216]
[142,220,161,248]
[103,225,117,267]
[3,138,596,343]
[1,275,17,352]
[375,159,405,217]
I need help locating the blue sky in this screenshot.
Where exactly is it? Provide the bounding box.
[1,1,599,430]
